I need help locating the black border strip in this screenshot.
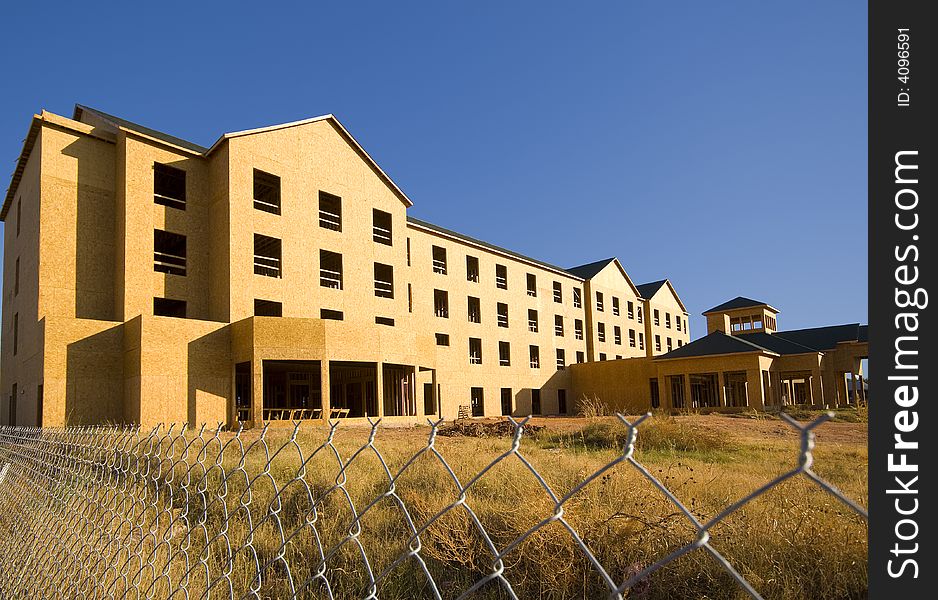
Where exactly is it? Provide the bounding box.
[869,1,934,596]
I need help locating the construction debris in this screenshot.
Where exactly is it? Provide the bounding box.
[437,419,544,438]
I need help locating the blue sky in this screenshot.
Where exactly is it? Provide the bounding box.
[0,1,867,337]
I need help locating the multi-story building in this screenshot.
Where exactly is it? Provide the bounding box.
[1,105,687,427]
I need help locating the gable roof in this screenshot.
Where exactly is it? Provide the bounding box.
[656,331,777,360]
[635,280,666,299]
[206,113,413,207]
[635,278,688,313]
[73,104,413,207]
[565,258,616,280]
[564,258,642,298]
[703,296,777,315]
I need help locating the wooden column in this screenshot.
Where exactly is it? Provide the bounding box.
[229,363,237,427]
[811,369,824,407]
[749,370,764,409]
[252,359,264,428]
[375,362,384,418]
[851,358,859,404]
[683,375,692,410]
[431,369,439,419]
[855,357,866,404]
[407,365,414,417]
[320,360,331,420]
[836,372,848,407]
[717,371,726,407]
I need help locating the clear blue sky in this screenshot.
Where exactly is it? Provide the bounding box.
[0,1,867,338]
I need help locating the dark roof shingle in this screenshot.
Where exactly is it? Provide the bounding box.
[656,331,773,359]
[565,258,616,280]
[734,331,818,355]
[635,279,667,299]
[663,323,867,361]
[74,104,209,154]
[703,296,772,314]
[771,324,864,351]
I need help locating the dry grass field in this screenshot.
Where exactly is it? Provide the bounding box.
[204,411,868,600]
[0,410,868,600]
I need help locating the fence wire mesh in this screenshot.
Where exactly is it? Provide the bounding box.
[0,412,867,600]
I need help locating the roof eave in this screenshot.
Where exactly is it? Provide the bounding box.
[654,348,780,362]
[1,114,42,220]
[702,303,779,316]
[118,125,205,157]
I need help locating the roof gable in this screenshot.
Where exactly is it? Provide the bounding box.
[207,114,412,207]
[569,258,642,298]
[636,278,688,313]
[566,258,616,279]
[73,104,413,207]
[635,280,666,299]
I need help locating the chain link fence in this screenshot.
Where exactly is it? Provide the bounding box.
[0,412,867,599]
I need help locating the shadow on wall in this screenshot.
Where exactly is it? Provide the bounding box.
[509,369,570,418]
[65,325,123,425]
[187,327,232,427]
[62,139,116,321]
[160,156,207,319]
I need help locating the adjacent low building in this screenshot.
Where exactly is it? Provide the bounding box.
[570,297,868,413]
[1,105,691,427]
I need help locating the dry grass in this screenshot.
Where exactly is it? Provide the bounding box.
[779,404,869,424]
[8,415,867,599]
[539,416,737,458]
[576,394,611,418]
[202,417,864,598]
